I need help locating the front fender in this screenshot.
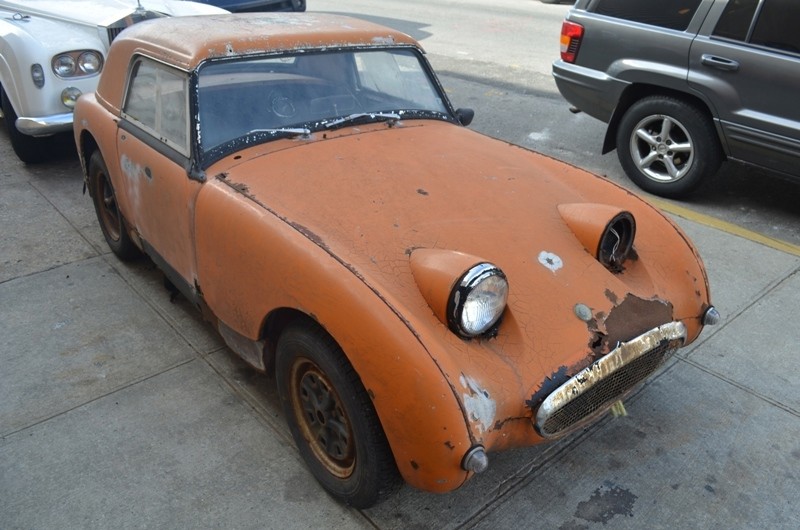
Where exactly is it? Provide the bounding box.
[194,177,474,492]
[0,14,104,123]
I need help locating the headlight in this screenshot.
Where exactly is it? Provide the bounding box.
[597,212,635,272]
[447,263,508,338]
[558,203,638,274]
[53,55,76,77]
[78,52,102,75]
[52,50,103,78]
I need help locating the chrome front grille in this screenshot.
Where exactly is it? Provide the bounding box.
[107,26,126,44]
[535,322,686,439]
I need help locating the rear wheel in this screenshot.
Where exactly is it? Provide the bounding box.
[276,321,399,508]
[616,95,722,198]
[0,86,56,164]
[88,151,141,261]
[289,0,306,11]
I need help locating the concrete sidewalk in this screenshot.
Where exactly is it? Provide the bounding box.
[2,133,799,529]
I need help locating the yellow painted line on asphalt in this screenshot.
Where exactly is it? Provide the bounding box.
[650,198,800,257]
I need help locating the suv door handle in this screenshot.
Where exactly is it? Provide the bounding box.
[701,54,740,71]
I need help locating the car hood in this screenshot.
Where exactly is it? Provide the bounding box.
[215,120,705,344]
[1,0,226,27]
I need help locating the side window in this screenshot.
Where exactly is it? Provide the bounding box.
[713,0,800,54]
[592,0,703,31]
[123,57,189,154]
[750,0,800,53]
[712,0,758,41]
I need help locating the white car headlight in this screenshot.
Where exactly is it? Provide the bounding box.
[52,50,103,78]
[78,51,103,75]
[448,263,508,338]
[53,54,77,77]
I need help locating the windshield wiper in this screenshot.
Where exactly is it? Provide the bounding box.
[247,127,311,137]
[324,112,401,130]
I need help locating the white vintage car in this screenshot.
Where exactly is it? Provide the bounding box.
[0,0,227,163]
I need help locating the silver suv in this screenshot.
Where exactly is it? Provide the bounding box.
[553,0,800,198]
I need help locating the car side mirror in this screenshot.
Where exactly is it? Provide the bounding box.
[455,108,474,126]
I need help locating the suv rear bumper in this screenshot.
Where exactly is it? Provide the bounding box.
[553,60,629,124]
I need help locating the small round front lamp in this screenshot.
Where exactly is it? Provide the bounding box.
[61,87,82,108]
[448,263,508,338]
[462,445,489,473]
[703,306,721,326]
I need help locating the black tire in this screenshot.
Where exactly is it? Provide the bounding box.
[276,321,400,508]
[88,151,141,261]
[0,86,57,164]
[616,95,722,199]
[289,0,306,11]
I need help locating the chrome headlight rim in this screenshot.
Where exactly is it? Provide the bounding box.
[447,262,509,339]
[597,211,636,272]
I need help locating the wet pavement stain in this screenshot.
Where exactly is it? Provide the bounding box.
[574,482,638,525]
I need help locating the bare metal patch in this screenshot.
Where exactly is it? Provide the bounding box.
[460,374,496,433]
[538,251,563,273]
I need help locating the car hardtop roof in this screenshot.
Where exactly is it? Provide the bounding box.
[109,13,421,70]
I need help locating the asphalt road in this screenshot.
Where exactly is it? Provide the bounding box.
[312,0,800,248]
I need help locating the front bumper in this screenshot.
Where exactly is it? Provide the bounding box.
[535,321,687,439]
[15,112,74,136]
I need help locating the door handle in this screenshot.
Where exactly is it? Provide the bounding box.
[701,54,740,71]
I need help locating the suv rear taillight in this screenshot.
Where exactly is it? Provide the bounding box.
[560,21,584,63]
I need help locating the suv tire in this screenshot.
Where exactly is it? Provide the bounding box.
[616,95,722,198]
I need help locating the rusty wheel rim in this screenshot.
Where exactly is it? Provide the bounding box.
[290,357,355,478]
[96,172,122,241]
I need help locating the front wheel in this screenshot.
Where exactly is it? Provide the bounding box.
[88,151,141,261]
[276,321,399,508]
[289,0,306,11]
[0,86,56,164]
[616,96,722,198]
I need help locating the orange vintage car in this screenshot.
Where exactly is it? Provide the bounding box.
[73,13,719,507]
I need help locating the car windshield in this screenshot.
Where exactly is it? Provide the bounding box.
[197,48,450,159]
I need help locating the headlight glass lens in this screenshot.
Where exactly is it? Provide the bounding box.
[78,52,102,75]
[53,55,76,77]
[449,263,508,338]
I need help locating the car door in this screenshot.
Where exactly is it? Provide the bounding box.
[118,56,202,294]
[688,0,800,177]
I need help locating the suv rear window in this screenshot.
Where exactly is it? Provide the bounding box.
[592,0,703,31]
[713,0,800,54]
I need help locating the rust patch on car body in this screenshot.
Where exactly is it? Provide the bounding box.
[526,366,570,410]
[598,294,673,354]
[527,294,673,413]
